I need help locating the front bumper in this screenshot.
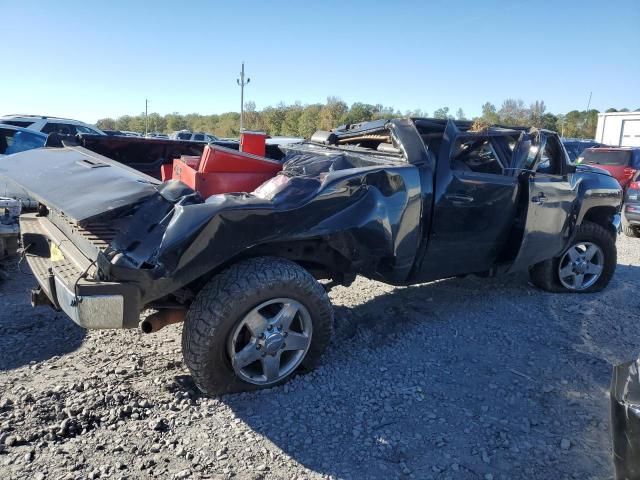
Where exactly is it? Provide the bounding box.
[20,214,140,329]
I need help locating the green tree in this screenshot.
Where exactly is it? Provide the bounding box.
[455,108,466,120]
[319,97,348,130]
[404,108,426,118]
[115,115,132,131]
[581,109,599,138]
[243,101,265,131]
[529,100,546,128]
[540,112,558,131]
[128,113,146,133]
[342,102,375,124]
[433,107,450,119]
[499,99,529,126]
[298,104,322,138]
[166,113,187,132]
[282,104,303,136]
[481,102,499,124]
[214,112,240,138]
[262,104,287,135]
[96,118,116,130]
[147,112,166,133]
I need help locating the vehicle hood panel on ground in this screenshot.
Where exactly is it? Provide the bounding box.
[0,146,160,224]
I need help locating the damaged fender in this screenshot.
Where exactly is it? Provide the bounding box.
[102,151,424,304]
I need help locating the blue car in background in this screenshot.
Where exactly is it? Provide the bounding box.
[0,124,47,207]
[562,139,606,162]
[0,124,47,156]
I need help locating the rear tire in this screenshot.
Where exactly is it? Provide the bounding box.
[182,257,334,395]
[529,221,616,293]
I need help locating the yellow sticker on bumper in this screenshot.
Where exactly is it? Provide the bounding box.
[50,243,65,262]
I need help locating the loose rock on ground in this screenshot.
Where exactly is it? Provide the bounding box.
[1,236,639,479]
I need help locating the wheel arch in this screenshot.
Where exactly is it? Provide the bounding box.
[183,238,355,297]
[579,205,619,236]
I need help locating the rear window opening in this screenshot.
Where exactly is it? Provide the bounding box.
[580,150,631,166]
[2,120,34,128]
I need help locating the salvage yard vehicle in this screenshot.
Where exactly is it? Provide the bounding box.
[578,146,640,189]
[0,124,47,156]
[622,171,640,237]
[0,115,105,136]
[562,139,605,162]
[0,125,48,208]
[0,118,623,394]
[170,130,219,143]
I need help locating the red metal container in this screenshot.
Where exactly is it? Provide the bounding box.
[171,144,281,198]
[240,131,267,157]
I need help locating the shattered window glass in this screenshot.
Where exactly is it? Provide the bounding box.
[452,138,503,175]
[537,136,563,174]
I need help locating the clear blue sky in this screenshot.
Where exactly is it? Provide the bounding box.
[3,0,639,123]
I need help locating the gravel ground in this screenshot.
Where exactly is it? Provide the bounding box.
[0,236,639,480]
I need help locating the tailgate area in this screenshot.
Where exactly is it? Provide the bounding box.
[20,214,140,329]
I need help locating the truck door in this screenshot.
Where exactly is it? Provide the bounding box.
[414,120,521,281]
[508,133,576,272]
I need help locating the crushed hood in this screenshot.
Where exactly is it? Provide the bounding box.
[0,147,160,224]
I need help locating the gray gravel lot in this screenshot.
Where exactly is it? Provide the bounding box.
[0,236,639,480]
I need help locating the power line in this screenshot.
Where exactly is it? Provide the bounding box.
[236,62,250,132]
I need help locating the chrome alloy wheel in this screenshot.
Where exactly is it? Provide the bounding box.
[227,298,313,385]
[557,241,604,291]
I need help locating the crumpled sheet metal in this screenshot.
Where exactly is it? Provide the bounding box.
[104,148,423,304]
[611,358,640,480]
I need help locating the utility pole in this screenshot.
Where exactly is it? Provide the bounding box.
[145,98,149,136]
[236,62,250,132]
[586,91,592,112]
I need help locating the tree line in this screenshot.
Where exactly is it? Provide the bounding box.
[96,97,638,139]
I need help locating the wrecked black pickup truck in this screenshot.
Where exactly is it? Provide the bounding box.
[1,118,623,394]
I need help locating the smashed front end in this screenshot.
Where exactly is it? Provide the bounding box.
[1,122,423,329]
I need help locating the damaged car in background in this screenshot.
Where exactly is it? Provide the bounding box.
[0,118,623,394]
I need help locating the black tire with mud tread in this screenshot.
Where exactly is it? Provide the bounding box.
[529,221,617,293]
[182,256,334,395]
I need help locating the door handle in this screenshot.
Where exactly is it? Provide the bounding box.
[445,194,474,204]
[531,192,546,204]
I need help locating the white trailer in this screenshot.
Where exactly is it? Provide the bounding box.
[595,112,640,147]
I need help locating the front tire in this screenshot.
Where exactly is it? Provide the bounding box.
[182,257,334,395]
[529,221,616,293]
